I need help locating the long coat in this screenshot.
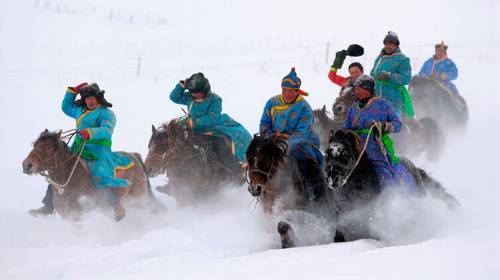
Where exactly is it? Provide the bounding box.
[370,48,412,116]
[170,84,252,163]
[419,57,459,95]
[62,89,134,189]
[260,95,323,164]
[343,96,415,189]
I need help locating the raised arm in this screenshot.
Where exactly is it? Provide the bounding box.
[169,82,192,106]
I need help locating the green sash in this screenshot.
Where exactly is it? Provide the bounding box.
[357,129,400,164]
[377,80,415,118]
[71,136,112,161]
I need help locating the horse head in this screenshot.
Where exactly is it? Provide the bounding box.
[145,120,182,177]
[245,133,289,197]
[332,91,356,121]
[324,129,362,189]
[23,129,65,175]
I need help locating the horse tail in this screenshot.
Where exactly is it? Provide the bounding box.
[419,117,445,161]
[418,168,461,209]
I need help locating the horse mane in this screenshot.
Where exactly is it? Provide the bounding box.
[246,134,289,165]
[331,129,363,156]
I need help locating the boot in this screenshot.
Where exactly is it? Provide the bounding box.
[28,206,54,217]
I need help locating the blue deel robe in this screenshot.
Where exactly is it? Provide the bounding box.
[343,96,416,191]
[259,95,323,165]
[370,48,412,117]
[169,83,252,163]
[419,56,459,95]
[62,88,134,189]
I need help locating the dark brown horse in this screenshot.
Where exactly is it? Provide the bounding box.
[145,119,242,206]
[409,75,468,133]
[22,130,158,221]
[325,129,459,241]
[246,133,335,248]
[327,94,445,161]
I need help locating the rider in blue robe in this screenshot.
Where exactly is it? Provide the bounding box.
[419,42,459,96]
[344,75,417,191]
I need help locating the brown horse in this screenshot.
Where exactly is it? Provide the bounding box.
[328,94,445,161]
[246,133,335,248]
[145,120,242,207]
[22,129,158,221]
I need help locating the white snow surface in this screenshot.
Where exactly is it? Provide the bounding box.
[1,0,499,279]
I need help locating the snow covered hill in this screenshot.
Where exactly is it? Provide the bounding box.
[1,0,499,279]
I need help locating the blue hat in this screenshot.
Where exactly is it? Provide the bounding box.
[281,67,308,96]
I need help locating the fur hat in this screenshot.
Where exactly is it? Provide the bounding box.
[75,83,112,108]
[383,31,400,46]
[354,75,375,94]
[435,41,448,52]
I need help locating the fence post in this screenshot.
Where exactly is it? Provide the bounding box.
[136,57,141,76]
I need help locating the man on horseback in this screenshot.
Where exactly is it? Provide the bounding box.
[370,31,414,118]
[344,75,409,188]
[329,55,364,97]
[419,41,459,96]
[169,72,252,175]
[260,67,326,201]
[29,83,134,220]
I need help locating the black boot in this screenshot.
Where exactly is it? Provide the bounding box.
[212,137,243,179]
[29,185,55,217]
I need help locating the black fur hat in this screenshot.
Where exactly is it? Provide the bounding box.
[75,83,112,108]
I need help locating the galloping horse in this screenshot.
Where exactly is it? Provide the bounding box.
[324,129,459,241]
[145,119,242,206]
[327,93,446,161]
[246,133,335,248]
[409,75,468,132]
[22,130,157,221]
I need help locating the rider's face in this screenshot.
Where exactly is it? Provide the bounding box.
[190,92,205,100]
[348,66,363,81]
[383,42,398,54]
[354,86,372,101]
[85,96,98,110]
[281,88,300,103]
[434,48,446,59]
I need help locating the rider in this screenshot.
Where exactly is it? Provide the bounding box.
[169,72,252,175]
[419,41,459,96]
[370,31,414,118]
[260,67,326,201]
[29,83,134,220]
[329,49,364,97]
[343,75,403,188]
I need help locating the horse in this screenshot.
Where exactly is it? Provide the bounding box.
[409,75,468,132]
[246,133,335,248]
[22,129,158,221]
[324,128,459,241]
[145,119,242,206]
[312,105,343,150]
[328,93,446,161]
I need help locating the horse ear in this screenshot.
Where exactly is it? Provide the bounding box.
[322,105,326,112]
[56,130,62,141]
[152,125,157,134]
[43,128,49,133]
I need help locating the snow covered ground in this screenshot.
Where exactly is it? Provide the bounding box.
[1,0,499,279]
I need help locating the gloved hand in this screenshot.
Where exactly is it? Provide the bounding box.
[376,71,390,81]
[69,82,88,93]
[331,50,348,69]
[79,129,91,139]
[369,121,386,137]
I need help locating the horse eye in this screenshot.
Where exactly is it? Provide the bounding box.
[46,146,52,151]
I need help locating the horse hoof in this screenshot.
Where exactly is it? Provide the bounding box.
[334,230,346,243]
[277,221,294,249]
[114,205,126,222]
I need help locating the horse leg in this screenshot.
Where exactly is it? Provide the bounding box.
[334,230,346,243]
[277,221,295,249]
[113,187,128,221]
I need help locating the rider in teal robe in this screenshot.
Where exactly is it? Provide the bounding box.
[169,73,252,165]
[62,83,134,189]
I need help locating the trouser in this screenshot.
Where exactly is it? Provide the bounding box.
[211,136,241,175]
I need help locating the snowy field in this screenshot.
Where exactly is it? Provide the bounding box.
[1,0,499,279]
